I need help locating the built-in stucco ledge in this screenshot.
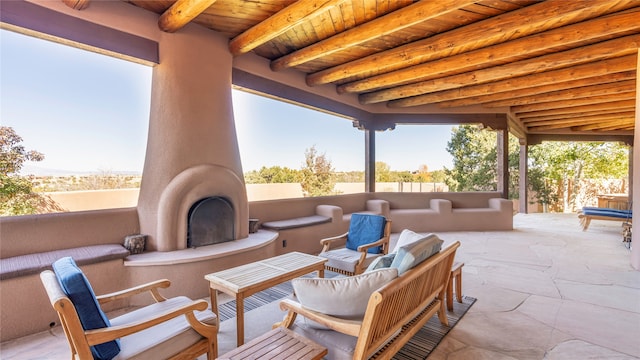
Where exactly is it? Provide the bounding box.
[124,230,278,266]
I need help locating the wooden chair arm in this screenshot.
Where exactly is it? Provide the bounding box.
[356,238,387,253]
[85,299,212,345]
[97,279,171,304]
[320,232,348,252]
[278,298,362,337]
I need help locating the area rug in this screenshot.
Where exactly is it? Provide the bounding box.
[217,281,476,359]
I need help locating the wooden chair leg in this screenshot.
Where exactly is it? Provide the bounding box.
[447,262,464,311]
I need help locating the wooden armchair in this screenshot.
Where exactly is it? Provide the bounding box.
[319,214,392,276]
[40,257,217,360]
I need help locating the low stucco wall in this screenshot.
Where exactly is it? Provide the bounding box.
[249,192,513,255]
[0,208,141,341]
[0,191,511,341]
[0,208,140,258]
[0,259,129,341]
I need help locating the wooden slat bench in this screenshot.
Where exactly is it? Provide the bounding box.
[577,207,632,231]
[278,241,460,360]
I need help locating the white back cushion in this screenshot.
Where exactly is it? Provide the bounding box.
[292,268,398,318]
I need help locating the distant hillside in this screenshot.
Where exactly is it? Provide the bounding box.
[20,165,141,177]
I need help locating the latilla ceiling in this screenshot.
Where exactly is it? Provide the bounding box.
[69,0,639,139]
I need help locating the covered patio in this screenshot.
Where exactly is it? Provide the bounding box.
[1,1,640,358]
[2,213,638,359]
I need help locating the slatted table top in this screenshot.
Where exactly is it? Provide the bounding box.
[217,327,327,360]
[205,252,327,293]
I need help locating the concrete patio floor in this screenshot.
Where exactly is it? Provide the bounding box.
[431,213,639,360]
[2,213,639,359]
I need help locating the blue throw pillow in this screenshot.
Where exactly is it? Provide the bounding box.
[390,234,443,275]
[346,214,386,254]
[52,257,120,360]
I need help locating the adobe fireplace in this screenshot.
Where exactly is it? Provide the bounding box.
[187,197,234,248]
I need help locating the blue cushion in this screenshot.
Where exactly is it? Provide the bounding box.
[52,257,120,360]
[581,208,631,218]
[365,253,396,272]
[346,214,386,254]
[390,234,443,275]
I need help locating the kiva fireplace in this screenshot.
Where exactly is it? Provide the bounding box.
[187,196,234,248]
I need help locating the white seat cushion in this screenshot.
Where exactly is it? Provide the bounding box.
[111,296,216,360]
[319,248,380,273]
[291,320,357,360]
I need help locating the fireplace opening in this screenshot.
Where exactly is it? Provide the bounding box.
[187,197,234,248]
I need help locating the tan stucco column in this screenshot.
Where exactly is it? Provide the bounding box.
[137,25,248,251]
[632,49,640,270]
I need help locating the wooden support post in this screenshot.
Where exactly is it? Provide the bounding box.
[497,129,509,199]
[365,129,375,193]
[631,49,640,270]
[519,138,528,213]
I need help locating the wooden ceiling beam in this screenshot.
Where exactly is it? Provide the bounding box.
[360,34,640,104]
[517,99,636,118]
[521,109,636,122]
[524,111,635,127]
[483,80,637,108]
[572,119,635,131]
[338,8,640,94]
[513,92,637,113]
[527,117,634,132]
[528,122,636,133]
[269,0,475,71]
[437,71,636,108]
[62,0,90,10]
[229,0,344,56]
[158,0,219,33]
[307,0,636,86]
[388,55,637,107]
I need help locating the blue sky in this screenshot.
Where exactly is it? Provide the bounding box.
[1,29,454,175]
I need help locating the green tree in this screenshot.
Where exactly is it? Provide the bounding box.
[0,126,65,215]
[528,141,628,212]
[445,125,496,192]
[244,166,300,184]
[413,164,431,183]
[300,145,339,197]
[444,125,519,197]
[375,161,392,182]
[430,169,447,183]
[335,171,364,182]
[394,170,414,182]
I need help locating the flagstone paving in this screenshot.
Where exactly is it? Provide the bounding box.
[428,213,640,360]
[2,213,638,359]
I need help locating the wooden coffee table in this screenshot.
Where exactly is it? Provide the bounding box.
[217,327,327,360]
[204,252,327,346]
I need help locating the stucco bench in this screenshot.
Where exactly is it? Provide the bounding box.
[261,215,331,230]
[387,198,513,233]
[1,244,131,341]
[258,205,342,254]
[0,244,130,280]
